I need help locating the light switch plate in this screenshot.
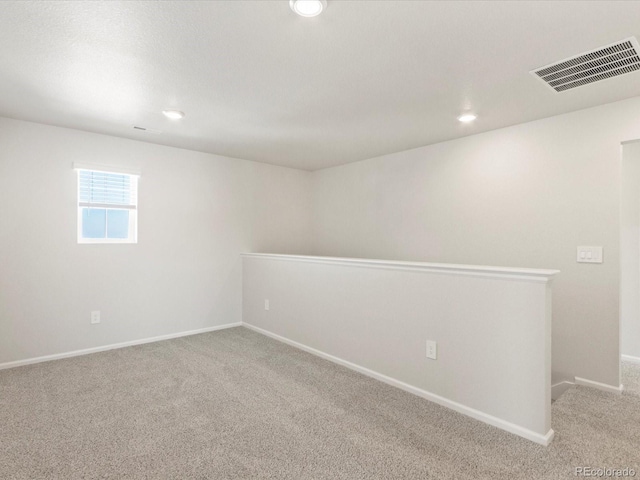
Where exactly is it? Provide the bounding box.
[577,246,603,264]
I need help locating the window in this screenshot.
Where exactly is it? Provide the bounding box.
[75,165,139,244]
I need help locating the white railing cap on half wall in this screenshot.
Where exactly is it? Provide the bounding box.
[241,253,560,283]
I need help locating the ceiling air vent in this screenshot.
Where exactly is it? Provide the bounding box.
[132,125,161,135]
[531,37,640,92]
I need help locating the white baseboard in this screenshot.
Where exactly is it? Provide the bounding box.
[622,354,640,365]
[242,323,554,446]
[551,381,574,401]
[0,322,242,371]
[574,376,624,395]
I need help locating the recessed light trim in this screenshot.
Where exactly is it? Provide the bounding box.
[289,0,327,17]
[457,113,477,123]
[162,110,185,120]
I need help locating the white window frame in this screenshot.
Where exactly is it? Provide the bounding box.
[74,163,141,244]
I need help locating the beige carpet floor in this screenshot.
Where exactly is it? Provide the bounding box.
[622,361,640,397]
[1,326,639,479]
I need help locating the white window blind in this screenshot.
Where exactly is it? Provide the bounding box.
[78,170,137,209]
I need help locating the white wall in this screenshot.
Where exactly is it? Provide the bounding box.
[621,140,640,360]
[5,94,640,391]
[0,117,312,365]
[243,254,555,444]
[311,97,640,388]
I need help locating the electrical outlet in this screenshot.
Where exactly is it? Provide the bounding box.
[264,299,269,311]
[91,311,101,324]
[426,340,437,360]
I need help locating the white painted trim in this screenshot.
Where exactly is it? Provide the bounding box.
[622,354,640,365]
[73,162,141,176]
[0,322,241,371]
[243,323,554,446]
[551,381,574,401]
[574,377,624,394]
[241,253,559,283]
[73,162,142,177]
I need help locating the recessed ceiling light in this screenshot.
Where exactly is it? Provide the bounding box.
[162,110,185,120]
[457,113,477,123]
[290,0,327,17]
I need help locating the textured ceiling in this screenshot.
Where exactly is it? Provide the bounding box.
[1,1,640,170]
